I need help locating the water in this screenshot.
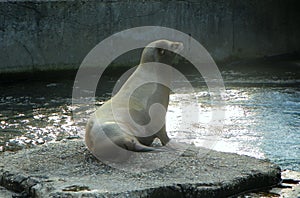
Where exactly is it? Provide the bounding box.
[0,62,299,171]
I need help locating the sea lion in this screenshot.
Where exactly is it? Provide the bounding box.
[85,39,183,162]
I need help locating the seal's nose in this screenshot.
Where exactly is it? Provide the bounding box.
[171,42,184,53]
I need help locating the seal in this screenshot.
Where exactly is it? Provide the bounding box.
[85,40,183,162]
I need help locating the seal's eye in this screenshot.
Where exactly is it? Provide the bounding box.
[159,49,165,55]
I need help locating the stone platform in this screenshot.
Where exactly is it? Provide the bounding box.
[0,140,281,197]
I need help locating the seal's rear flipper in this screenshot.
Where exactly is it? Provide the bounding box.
[165,140,188,152]
[133,142,171,152]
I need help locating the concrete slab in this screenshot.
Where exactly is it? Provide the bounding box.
[0,140,281,197]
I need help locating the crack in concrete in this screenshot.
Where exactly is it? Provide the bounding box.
[13,39,34,67]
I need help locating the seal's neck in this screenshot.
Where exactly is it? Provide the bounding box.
[134,62,173,90]
[140,48,157,64]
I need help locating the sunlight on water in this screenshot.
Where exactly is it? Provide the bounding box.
[167,89,265,159]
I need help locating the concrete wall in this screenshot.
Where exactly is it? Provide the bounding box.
[0,0,299,73]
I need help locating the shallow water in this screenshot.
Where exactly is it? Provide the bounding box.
[0,63,299,171]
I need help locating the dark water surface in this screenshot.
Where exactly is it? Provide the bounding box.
[0,61,299,171]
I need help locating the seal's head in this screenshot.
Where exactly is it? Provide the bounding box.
[140,40,183,65]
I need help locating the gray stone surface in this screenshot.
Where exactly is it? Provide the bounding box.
[238,170,300,198]
[0,0,300,74]
[0,140,281,197]
[0,187,15,198]
[273,170,300,198]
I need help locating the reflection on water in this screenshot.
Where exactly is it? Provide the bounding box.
[168,85,300,172]
[0,64,299,171]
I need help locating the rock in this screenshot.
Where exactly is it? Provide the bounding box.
[46,83,58,87]
[0,140,281,197]
[269,170,300,198]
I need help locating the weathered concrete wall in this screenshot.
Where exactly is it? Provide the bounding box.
[0,0,299,73]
